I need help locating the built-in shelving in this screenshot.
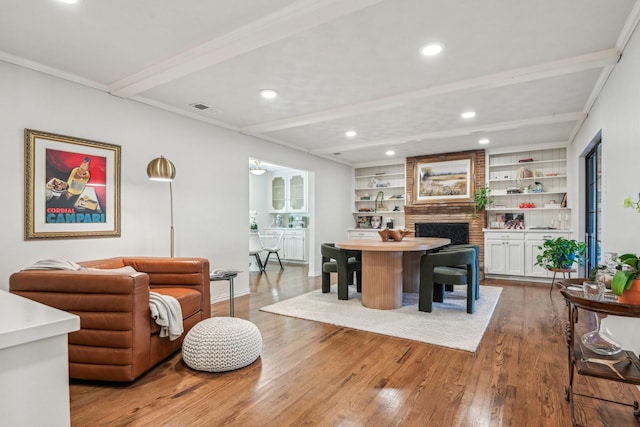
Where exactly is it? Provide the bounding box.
[351,163,405,234]
[486,147,569,231]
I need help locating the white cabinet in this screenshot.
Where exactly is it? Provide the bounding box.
[347,230,380,240]
[524,231,571,278]
[263,228,308,262]
[485,230,573,279]
[486,146,571,231]
[484,232,525,276]
[352,162,405,231]
[283,229,306,261]
[268,172,308,213]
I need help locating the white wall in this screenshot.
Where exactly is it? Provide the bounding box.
[569,23,640,352]
[0,60,353,299]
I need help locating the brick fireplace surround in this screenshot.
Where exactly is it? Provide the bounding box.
[404,150,485,273]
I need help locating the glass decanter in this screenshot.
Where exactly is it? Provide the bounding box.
[581,311,623,355]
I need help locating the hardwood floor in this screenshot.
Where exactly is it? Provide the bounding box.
[70,265,640,426]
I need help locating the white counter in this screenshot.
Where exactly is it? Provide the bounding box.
[0,290,80,427]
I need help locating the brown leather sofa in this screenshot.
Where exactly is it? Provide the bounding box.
[9,257,210,382]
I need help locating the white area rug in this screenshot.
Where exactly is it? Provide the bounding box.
[260,285,502,352]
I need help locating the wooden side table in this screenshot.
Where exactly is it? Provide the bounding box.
[557,278,640,426]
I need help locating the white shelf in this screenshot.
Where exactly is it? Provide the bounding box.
[355,185,404,191]
[354,210,403,214]
[491,191,566,197]
[489,175,566,182]
[355,172,404,179]
[355,198,405,202]
[487,207,570,211]
[489,159,566,168]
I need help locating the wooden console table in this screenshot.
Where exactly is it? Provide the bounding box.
[558,278,640,426]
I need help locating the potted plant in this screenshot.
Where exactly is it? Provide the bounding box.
[611,253,640,304]
[471,185,492,219]
[535,237,586,270]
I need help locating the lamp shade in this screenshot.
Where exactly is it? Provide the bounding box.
[147,156,176,181]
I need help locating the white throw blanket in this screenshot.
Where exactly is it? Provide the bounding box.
[149,292,184,341]
[21,258,85,271]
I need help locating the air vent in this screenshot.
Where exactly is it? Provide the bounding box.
[189,103,210,111]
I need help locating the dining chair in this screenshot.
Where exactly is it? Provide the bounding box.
[440,244,481,299]
[249,233,265,272]
[321,243,362,300]
[419,248,477,314]
[263,231,285,271]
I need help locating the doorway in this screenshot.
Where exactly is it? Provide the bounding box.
[584,133,602,273]
[248,158,314,273]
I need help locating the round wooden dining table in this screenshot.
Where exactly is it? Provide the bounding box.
[336,237,451,310]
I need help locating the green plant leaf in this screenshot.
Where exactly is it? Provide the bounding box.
[612,270,636,296]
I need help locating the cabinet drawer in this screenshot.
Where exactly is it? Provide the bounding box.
[485,233,524,241]
[524,232,570,241]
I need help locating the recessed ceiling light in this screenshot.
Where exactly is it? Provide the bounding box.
[259,89,278,99]
[420,43,444,57]
[386,150,395,156]
[57,0,79,3]
[345,130,357,138]
[461,111,476,119]
[478,138,490,145]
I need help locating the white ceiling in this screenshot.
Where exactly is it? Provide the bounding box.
[2,0,639,165]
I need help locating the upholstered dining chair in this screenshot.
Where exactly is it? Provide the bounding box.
[321,243,362,300]
[263,231,285,271]
[440,244,481,299]
[419,248,477,314]
[249,233,265,272]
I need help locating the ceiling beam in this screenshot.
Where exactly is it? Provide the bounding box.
[109,0,383,98]
[312,112,586,155]
[243,49,619,134]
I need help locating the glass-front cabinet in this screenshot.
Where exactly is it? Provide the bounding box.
[268,172,308,213]
[270,176,286,211]
[288,174,306,211]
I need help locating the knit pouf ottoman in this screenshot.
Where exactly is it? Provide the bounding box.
[182,317,262,372]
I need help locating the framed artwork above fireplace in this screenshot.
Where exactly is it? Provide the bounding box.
[408,151,477,206]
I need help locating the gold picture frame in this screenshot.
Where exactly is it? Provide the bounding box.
[411,152,475,205]
[24,129,121,240]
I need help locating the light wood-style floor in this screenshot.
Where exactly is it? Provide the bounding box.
[70,265,640,426]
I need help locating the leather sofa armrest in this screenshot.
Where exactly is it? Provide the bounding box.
[121,257,211,319]
[9,269,152,338]
[9,269,149,295]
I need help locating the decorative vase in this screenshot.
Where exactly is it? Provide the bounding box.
[581,312,623,355]
[388,229,413,242]
[617,278,640,305]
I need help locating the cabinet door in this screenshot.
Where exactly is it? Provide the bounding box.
[284,232,305,261]
[288,173,307,212]
[485,239,507,274]
[505,241,525,276]
[525,239,550,277]
[269,176,287,213]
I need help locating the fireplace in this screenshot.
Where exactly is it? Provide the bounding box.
[415,222,469,245]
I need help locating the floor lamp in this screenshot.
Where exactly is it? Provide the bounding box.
[147,156,176,257]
